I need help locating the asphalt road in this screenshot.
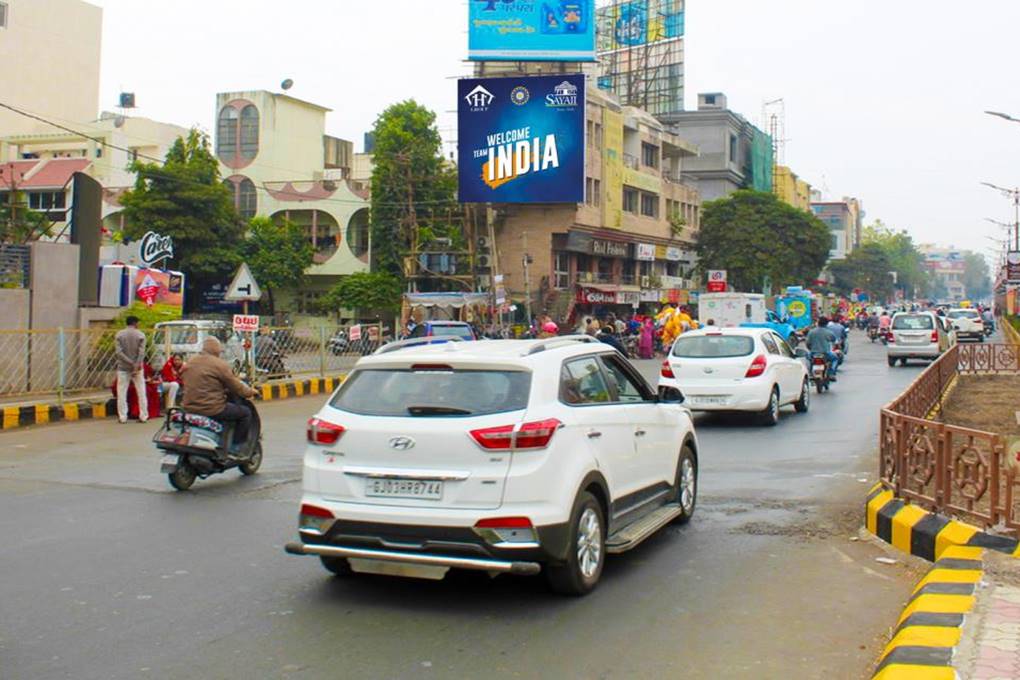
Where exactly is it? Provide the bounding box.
[0,331,931,680]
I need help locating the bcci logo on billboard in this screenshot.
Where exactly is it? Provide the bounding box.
[546,81,579,108]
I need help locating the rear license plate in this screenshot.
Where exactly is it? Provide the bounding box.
[691,396,727,406]
[365,478,443,500]
[348,558,449,580]
[159,454,180,472]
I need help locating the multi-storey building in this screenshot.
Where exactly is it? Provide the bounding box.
[811,197,865,261]
[493,87,702,323]
[213,90,370,316]
[918,245,968,302]
[0,0,102,138]
[773,165,812,212]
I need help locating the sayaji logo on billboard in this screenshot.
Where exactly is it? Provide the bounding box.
[458,74,585,204]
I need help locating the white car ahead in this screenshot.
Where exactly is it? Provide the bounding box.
[946,308,984,342]
[658,328,811,426]
[286,336,699,596]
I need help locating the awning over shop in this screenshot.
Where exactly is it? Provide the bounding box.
[404,292,490,308]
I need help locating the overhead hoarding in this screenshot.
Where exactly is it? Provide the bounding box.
[1007,251,1020,284]
[458,74,585,204]
[468,0,596,62]
[596,0,685,51]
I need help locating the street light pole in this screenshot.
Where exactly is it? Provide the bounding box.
[980,181,1020,251]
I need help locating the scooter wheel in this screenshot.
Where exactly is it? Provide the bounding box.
[239,442,263,476]
[168,461,197,491]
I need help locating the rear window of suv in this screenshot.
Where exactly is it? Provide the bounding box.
[892,314,934,330]
[429,324,474,339]
[672,335,754,358]
[330,368,530,417]
[947,310,979,319]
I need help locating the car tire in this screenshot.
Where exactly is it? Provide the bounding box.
[546,491,605,596]
[671,445,697,524]
[758,387,780,426]
[887,357,897,367]
[239,442,262,476]
[794,379,810,413]
[320,556,353,577]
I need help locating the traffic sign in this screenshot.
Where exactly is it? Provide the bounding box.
[349,324,362,341]
[224,263,262,302]
[232,314,260,333]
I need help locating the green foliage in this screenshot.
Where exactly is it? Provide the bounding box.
[861,221,931,297]
[0,191,53,244]
[828,242,895,299]
[319,271,403,316]
[369,100,458,278]
[119,130,244,308]
[696,190,831,292]
[239,217,314,314]
[962,252,991,300]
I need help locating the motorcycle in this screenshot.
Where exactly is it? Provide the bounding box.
[879,328,892,345]
[153,397,263,491]
[255,348,289,379]
[868,326,879,343]
[810,353,833,393]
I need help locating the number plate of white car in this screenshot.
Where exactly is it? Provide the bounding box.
[365,478,443,500]
[692,396,726,405]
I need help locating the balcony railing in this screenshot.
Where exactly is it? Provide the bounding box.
[622,153,639,170]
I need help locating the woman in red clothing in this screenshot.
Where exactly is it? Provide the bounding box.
[160,354,184,409]
[111,362,161,420]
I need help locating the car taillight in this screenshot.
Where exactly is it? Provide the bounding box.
[307,417,345,445]
[469,418,562,451]
[745,354,767,378]
[473,516,537,545]
[661,359,675,379]
[931,330,938,342]
[298,503,334,534]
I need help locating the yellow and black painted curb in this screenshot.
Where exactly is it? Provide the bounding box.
[865,483,1020,561]
[871,544,984,679]
[0,375,346,432]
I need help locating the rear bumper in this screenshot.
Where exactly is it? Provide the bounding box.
[285,541,541,575]
[887,345,940,358]
[659,379,770,412]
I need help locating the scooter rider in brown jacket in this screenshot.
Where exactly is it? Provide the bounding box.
[181,337,258,450]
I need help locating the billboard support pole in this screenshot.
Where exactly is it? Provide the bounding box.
[523,231,533,327]
[487,205,501,328]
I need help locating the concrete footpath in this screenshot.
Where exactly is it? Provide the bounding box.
[0,374,345,431]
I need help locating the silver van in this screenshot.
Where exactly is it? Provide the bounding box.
[886,312,956,366]
[152,321,246,372]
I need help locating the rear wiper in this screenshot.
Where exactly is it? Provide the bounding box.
[407,405,473,416]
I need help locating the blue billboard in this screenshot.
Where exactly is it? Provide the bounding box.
[468,1,596,62]
[458,74,585,204]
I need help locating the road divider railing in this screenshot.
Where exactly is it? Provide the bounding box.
[879,343,1020,533]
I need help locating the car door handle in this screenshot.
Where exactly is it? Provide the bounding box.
[587,430,602,439]
[634,429,647,437]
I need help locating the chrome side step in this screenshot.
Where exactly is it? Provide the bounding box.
[606,504,683,554]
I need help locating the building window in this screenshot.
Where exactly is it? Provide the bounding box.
[729,134,737,163]
[831,233,840,252]
[0,2,8,28]
[28,191,66,211]
[298,290,324,314]
[554,252,570,289]
[347,209,370,259]
[623,187,638,213]
[640,192,659,218]
[594,123,603,150]
[237,178,257,220]
[585,178,601,207]
[641,142,659,169]
[239,105,259,159]
[592,179,601,207]
[216,107,238,160]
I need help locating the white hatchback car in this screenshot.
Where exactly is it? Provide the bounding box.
[286,336,699,596]
[946,308,984,342]
[658,328,811,426]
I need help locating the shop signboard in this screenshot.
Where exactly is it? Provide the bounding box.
[458,74,586,204]
[468,0,596,62]
[636,243,656,261]
[565,231,631,257]
[1007,251,1020,284]
[665,246,683,261]
[576,287,618,304]
[706,269,727,293]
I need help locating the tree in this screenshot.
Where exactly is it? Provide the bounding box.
[861,221,930,298]
[828,242,895,300]
[239,217,313,315]
[318,271,403,318]
[369,100,458,280]
[696,190,831,292]
[0,181,52,244]
[962,252,991,300]
[119,130,244,309]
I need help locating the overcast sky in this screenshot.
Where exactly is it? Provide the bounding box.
[89,0,1020,261]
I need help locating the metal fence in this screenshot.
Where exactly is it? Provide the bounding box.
[0,324,390,401]
[879,343,1020,533]
[0,245,30,288]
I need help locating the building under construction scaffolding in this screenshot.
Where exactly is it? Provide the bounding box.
[596,0,686,119]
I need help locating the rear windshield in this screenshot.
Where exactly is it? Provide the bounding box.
[672,335,754,358]
[947,310,979,319]
[430,324,473,339]
[892,315,934,330]
[331,369,530,417]
[153,326,198,345]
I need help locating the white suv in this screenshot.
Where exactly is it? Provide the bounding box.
[285,336,699,595]
[946,308,984,342]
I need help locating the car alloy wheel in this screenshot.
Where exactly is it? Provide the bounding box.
[680,457,696,514]
[576,507,602,580]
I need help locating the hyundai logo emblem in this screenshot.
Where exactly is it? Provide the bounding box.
[388,436,416,451]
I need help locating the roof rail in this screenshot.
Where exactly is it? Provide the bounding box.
[524,335,599,356]
[373,336,464,356]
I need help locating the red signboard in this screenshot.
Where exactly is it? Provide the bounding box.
[576,287,619,305]
[1007,251,1020,284]
[706,281,727,293]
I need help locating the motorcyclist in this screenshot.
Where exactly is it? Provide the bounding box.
[806,317,839,380]
[879,310,892,331]
[181,337,258,454]
[828,316,848,357]
[254,328,281,371]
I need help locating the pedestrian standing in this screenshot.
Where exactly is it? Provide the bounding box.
[115,316,148,423]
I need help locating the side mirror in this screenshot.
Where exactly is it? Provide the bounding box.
[658,386,685,404]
